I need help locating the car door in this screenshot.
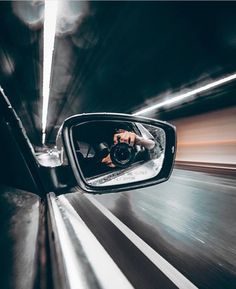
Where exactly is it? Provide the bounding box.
[0,89,51,289]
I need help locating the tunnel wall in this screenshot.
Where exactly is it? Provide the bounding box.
[171,106,236,165]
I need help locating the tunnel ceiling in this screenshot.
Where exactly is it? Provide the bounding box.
[0,1,236,145]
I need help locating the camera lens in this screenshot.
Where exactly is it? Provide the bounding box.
[110,143,135,168]
[114,146,131,161]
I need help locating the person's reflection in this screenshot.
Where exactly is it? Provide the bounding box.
[101,129,155,168]
[73,124,156,178]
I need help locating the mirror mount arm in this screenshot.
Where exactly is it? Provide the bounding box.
[39,165,77,195]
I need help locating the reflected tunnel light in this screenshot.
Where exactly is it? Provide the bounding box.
[42,0,58,144]
[134,72,236,116]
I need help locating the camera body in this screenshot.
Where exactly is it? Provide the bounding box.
[110,142,135,168]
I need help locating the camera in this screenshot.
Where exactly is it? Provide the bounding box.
[110,142,135,168]
[95,142,136,168]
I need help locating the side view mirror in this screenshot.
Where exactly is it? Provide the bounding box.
[56,113,176,194]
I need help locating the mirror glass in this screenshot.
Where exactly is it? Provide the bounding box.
[72,120,166,187]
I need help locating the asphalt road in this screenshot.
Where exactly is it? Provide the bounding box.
[65,167,236,289]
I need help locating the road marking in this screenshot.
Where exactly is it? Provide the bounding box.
[194,237,205,244]
[59,195,134,289]
[85,194,198,289]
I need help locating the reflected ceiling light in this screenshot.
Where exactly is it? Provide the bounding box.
[42,0,58,145]
[133,72,236,116]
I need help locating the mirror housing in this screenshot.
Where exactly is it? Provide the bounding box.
[56,113,176,194]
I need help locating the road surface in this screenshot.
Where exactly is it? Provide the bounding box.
[62,167,236,289]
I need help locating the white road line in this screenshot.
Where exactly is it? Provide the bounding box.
[59,195,134,289]
[194,237,205,244]
[85,194,198,289]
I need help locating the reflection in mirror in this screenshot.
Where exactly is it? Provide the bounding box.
[72,121,166,187]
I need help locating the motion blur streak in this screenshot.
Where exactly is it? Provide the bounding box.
[12,1,43,28]
[0,49,15,76]
[172,107,236,164]
[86,194,198,289]
[134,73,236,116]
[42,0,58,144]
[89,167,236,289]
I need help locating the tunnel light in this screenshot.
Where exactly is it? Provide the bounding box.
[42,0,58,144]
[133,72,236,116]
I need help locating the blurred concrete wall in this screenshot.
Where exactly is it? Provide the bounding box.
[172,106,236,164]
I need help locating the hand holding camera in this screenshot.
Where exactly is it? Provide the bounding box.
[113,130,137,146]
[101,130,155,168]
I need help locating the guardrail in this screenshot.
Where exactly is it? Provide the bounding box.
[174,161,236,176]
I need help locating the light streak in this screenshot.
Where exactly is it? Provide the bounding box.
[42,0,58,144]
[134,72,236,116]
